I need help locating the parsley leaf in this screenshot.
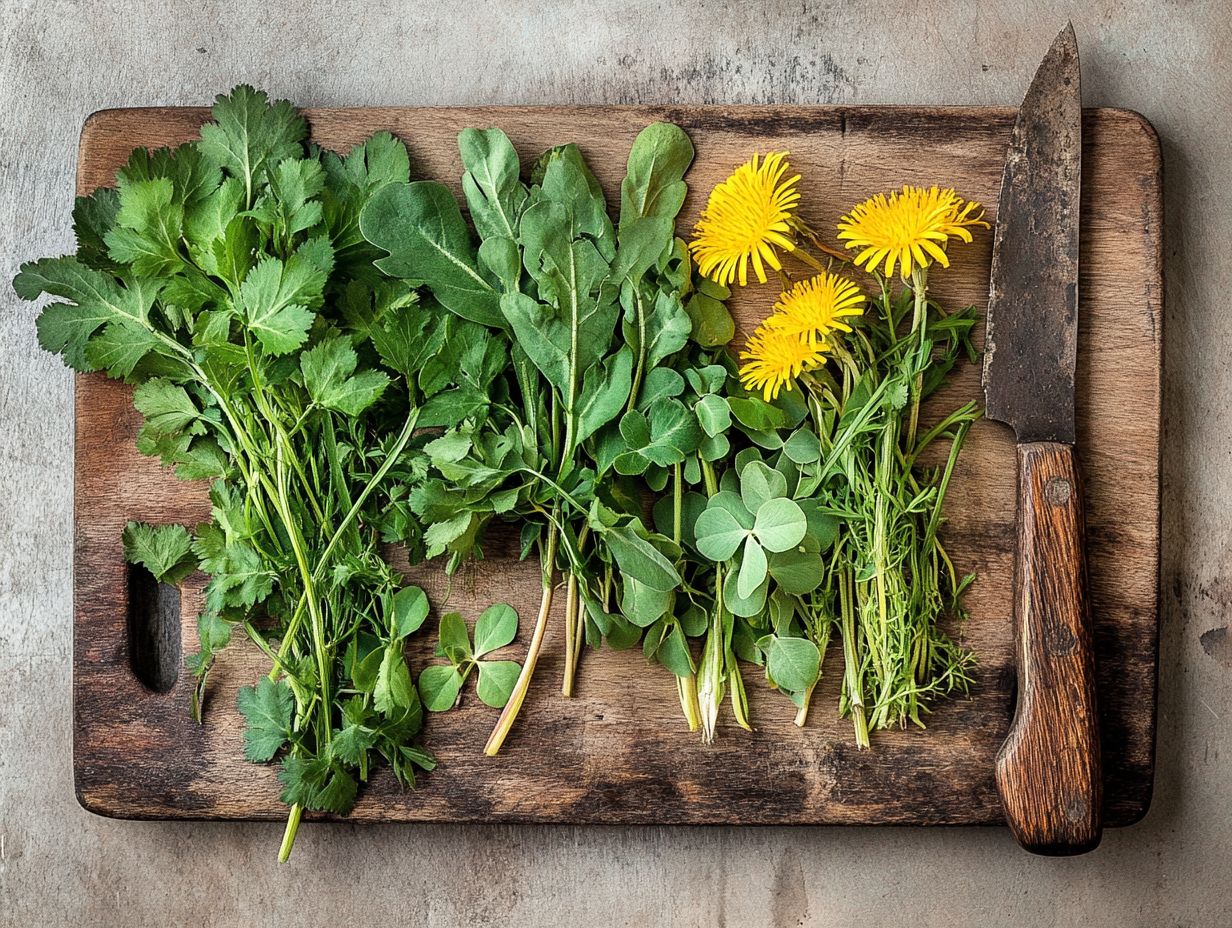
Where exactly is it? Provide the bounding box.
[121,521,197,584]
[236,677,294,763]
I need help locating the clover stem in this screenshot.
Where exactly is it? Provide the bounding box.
[485,520,559,755]
[793,681,817,728]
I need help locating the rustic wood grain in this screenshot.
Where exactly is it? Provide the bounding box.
[996,442,1102,853]
[71,105,1162,826]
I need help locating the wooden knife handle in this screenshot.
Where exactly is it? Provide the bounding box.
[995,441,1102,855]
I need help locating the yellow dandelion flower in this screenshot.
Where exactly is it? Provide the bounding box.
[764,272,866,346]
[836,185,989,279]
[690,152,801,288]
[739,323,827,402]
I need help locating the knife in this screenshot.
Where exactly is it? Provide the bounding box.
[983,22,1102,856]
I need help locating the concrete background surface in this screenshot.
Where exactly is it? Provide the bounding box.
[0,1,1227,925]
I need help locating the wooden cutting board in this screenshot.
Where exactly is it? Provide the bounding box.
[72,105,1162,826]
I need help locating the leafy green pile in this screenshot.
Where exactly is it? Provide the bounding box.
[14,87,521,860]
[14,85,981,860]
[683,282,979,742]
[360,123,728,751]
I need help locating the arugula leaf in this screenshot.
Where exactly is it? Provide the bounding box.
[459,127,527,241]
[360,181,505,328]
[603,522,681,592]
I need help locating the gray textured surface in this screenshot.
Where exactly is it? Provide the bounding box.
[0,1,1226,925]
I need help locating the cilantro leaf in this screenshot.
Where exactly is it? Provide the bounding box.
[122,521,197,584]
[238,254,321,355]
[13,257,160,371]
[300,336,390,416]
[105,177,185,276]
[236,677,293,763]
[132,378,204,436]
[277,756,358,815]
[198,86,306,204]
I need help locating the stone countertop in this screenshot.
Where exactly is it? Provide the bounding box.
[0,2,1226,925]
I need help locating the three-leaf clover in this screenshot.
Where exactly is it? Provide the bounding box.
[695,461,808,593]
[417,604,522,711]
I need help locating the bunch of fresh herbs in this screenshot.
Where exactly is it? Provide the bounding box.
[14,87,524,860]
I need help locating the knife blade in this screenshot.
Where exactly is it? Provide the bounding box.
[983,22,1103,856]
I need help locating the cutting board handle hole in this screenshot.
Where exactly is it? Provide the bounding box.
[126,562,183,694]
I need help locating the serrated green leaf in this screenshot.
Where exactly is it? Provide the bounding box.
[122,521,197,584]
[105,177,185,276]
[199,85,307,203]
[236,677,293,762]
[300,336,390,415]
[14,257,160,371]
[331,722,378,766]
[278,756,357,815]
[132,378,203,436]
[239,253,322,355]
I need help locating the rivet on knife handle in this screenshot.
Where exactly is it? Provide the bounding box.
[995,442,1101,853]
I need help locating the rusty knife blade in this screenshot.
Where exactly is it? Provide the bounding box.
[983,24,1081,444]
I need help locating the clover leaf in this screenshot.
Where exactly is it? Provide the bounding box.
[418,604,523,711]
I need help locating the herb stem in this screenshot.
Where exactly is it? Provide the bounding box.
[278,804,302,865]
